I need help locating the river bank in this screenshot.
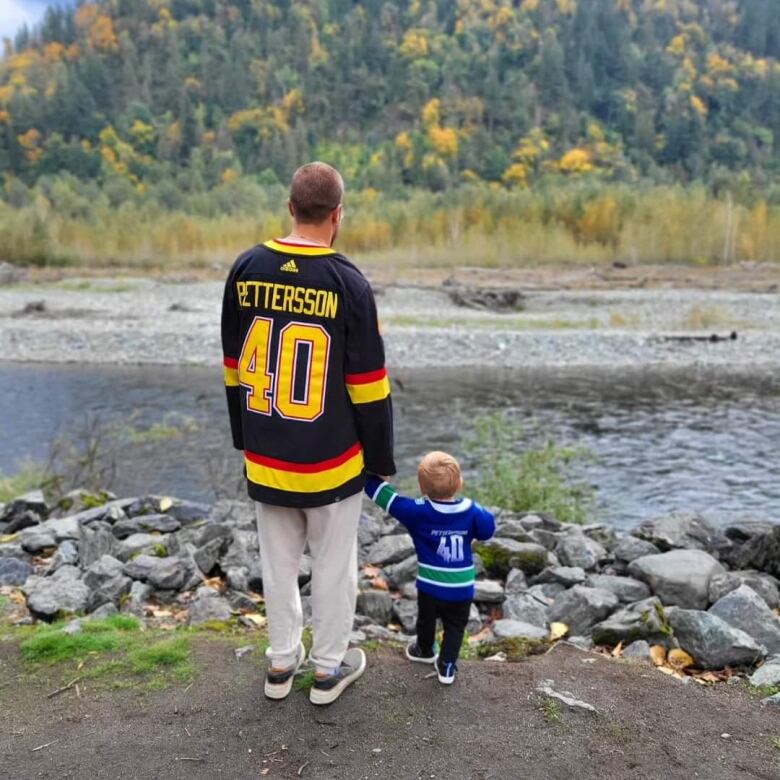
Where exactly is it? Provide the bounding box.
[1,270,780,370]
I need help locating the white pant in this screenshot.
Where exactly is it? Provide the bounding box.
[255,491,362,674]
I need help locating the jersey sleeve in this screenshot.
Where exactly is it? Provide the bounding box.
[345,283,396,477]
[221,266,244,451]
[472,503,496,541]
[365,476,421,529]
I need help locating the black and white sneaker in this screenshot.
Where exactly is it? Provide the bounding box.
[309,648,367,705]
[264,641,306,700]
[405,642,437,664]
[437,659,457,685]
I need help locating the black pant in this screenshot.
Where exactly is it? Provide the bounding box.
[416,590,471,665]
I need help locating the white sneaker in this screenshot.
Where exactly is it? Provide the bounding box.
[309,648,367,705]
[264,641,306,700]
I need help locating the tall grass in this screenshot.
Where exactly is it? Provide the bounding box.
[1,181,778,269]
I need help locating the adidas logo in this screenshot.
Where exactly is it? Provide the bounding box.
[280,259,299,273]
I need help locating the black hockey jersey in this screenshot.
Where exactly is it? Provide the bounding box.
[221,238,396,508]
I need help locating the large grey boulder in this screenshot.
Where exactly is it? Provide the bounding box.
[502,593,549,627]
[548,586,619,636]
[708,585,780,655]
[0,557,33,586]
[505,568,528,595]
[708,570,780,609]
[586,574,651,604]
[628,550,724,609]
[83,554,125,589]
[78,521,117,568]
[31,515,80,543]
[83,555,131,611]
[1,490,47,525]
[187,593,233,625]
[493,518,533,543]
[622,640,653,663]
[533,566,587,588]
[614,536,660,564]
[735,525,780,578]
[476,538,548,577]
[20,529,56,554]
[474,580,505,603]
[666,607,766,670]
[48,540,79,570]
[633,512,728,553]
[123,555,186,590]
[357,589,394,624]
[24,566,90,618]
[357,513,384,549]
[749,656,780,688]
[219,529,260,569]
[492,619,548,641]
[393,598,418,634]
[112,514,181,540]
[723,519,777,544]
[555,533,608,571]
[117,533,168,561]
[366,534,415,565]
[384,556,417,588]
[591,597,671,646]
[208,499,256,531]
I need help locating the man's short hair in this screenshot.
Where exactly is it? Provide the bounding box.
[289,162,344,224]
[418,451,462,501]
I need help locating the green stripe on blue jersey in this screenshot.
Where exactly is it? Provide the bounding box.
[417,564,476,585]
[373,482,397,512]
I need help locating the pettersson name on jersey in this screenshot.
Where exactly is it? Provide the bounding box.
[235,280,339,319]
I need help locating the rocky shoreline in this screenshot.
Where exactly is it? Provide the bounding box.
[1,488,778,705]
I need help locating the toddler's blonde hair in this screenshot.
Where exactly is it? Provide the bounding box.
[417,451,462,500]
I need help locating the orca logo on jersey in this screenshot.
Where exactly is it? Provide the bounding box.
[280,259,299,273]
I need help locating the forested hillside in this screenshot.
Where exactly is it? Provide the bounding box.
[0,0,778,267]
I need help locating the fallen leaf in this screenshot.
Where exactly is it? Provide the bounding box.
[243,613,267,627]
[650,645,667,666]
[0,534,18,544]
[369,577,388,591]
[549,622,569,641]
[668,648,694,670]
[362,565,382,578]
[158,497,173,512]
[468,627,492,645]
[611,641,624,658]
[152,609,173,618]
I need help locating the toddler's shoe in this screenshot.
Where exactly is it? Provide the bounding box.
[436,658,457,685]
[405,642,437,664]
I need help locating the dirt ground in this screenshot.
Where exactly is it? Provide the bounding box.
[1,640,778,780]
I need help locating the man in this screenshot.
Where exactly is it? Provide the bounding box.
[221,162,395,705]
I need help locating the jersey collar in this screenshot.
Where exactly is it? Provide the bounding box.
[427,498,473,514]
[264,238,336,257]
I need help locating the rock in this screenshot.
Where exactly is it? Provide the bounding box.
[193,537,226,575]
[187,595,233,625]
[126,581,152,616]
[708,570,780,608]
[582,524,618,551]
[357,513,384,550]
[117,533,167,561]
[0,557,33,586]
[112,514,181,539]
[708,585,780,655]
[62,619,83,635]
[123,555,186,590]
[448,285,525,312]
[393,598,418,634]
[400,582,417,601]
[505,568,528,595]
[366,534,415,566]
[723,519,777,544]
[532,566,587,588]
[28,515,80,543]
[633,512,728,554]
[166,499,211,525]
[90,602,119,620]
[5,510,41,534]
[555,533,608,571]
[357,589,394,624]
[82,554,125,589]
[0,542,28,559]
[78,521,117,568]
[24,567,90,618]
[87,574,132,612]
[48,540,79,570]
[735,525,780,578]
[474,579,505,603]
[515,512,563,532]
[492,619,548,640]
[591,597,671,647]
[614,536,660,564]
[0,260,28,285]
[585,574,651,604]
[225,566,249,593]
[1,490,47,524]
[493,518,533,542]
[384,556,417,588]
[502,594,549,627]
[20,529,56,554]
[363,624,413,643]
[622,640,653,663]
[762,693,780,707]
[666,607,766,670]
[628,550,725,609]
[548,586,619,636]
[226,590,257,612]
[208,499,256,531]
[565,636,594,651]
[466,603,482,634]
[749,656,780,688]
[219,529,260,569]
[525,583,565,606]
[475,538,548,577]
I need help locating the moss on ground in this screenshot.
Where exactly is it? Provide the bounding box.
[476,637,550,662]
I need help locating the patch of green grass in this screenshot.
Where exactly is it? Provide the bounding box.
[749,683,780,698]
[152,543,168,557]
[476,637,550,662]
[467,413,594,524]
[20,627,122,664]
[361,639,382,653]
[293,669,316,692]
[540,697,561,723]
[128,637,191,677]
[772,737,780,751]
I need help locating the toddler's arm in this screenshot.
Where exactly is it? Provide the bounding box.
[472,502,496,541]
[365,474,422,529]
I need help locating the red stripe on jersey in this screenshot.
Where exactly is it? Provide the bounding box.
[223,356,238,369]
[244,442,363,474]
[345,367,387,385]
